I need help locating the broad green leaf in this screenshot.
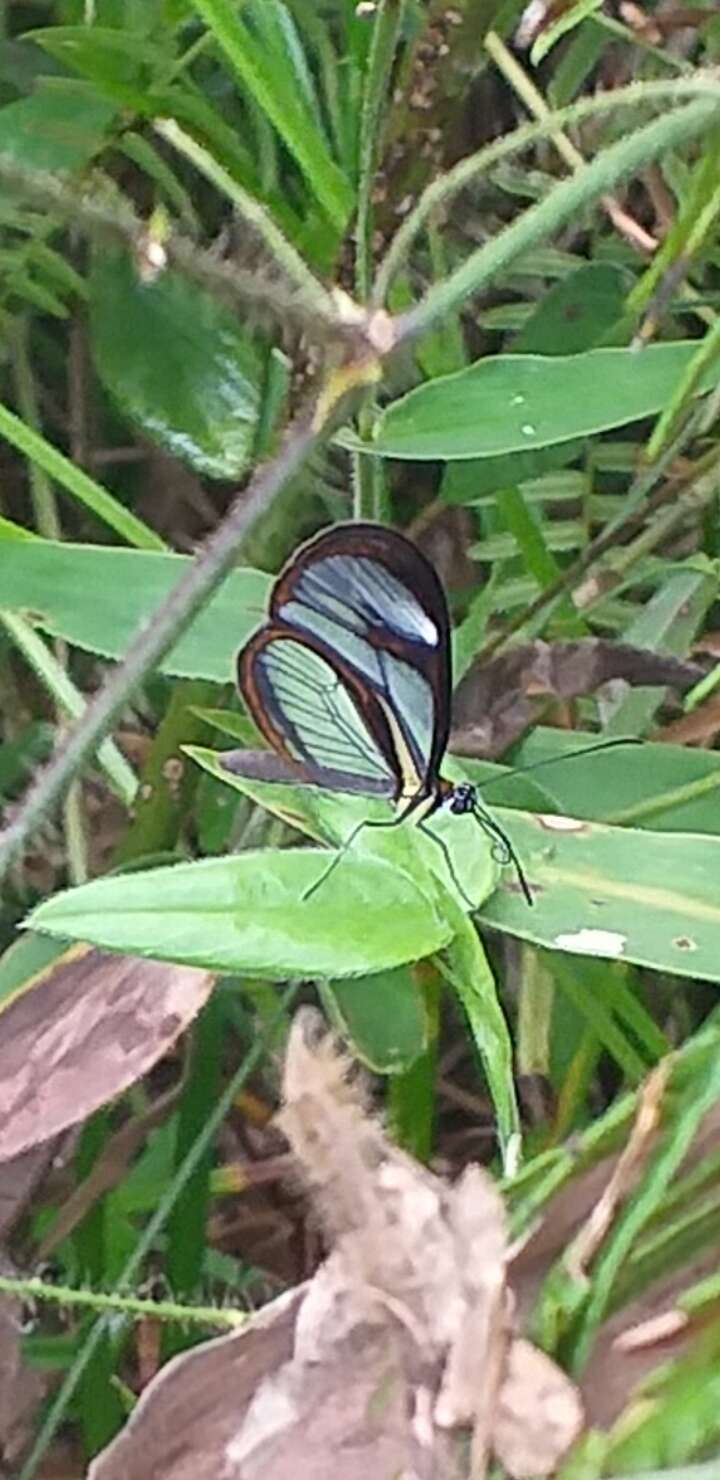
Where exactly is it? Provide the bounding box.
[366,342,720,460]
[187,744,499,908]
[27,850,453,979]
[90,250,262,478]
[187,740,394,844]
[512,263,628,355]
[0,539,269,680]
[441,909,520,1164]
[0,80,115,170]
[506,728,720,836]
[480,808,720,984]
[321,966,427,1073]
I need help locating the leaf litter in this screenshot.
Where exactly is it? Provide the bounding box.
[89,1008,583,1480]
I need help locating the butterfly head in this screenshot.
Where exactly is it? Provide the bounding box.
[447,780,477,816]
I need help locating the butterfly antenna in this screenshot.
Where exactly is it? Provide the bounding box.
[481,735,640,798]
[471,802,533,907]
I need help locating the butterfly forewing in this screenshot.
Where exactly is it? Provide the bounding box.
[267,524,452,796]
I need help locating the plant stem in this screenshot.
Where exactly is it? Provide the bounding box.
[397,98,720,343]
[0,153,351,347]
[0,405,326,881]
[0,1272,247,1329]
[155,119,337,322]
[374,75,720,305]
[355,0,406,302]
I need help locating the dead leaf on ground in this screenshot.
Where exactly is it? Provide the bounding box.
[89,1009,583,1480]
[451,639,704,757]
[87,1289,303,1480]
[0,946,213,1162]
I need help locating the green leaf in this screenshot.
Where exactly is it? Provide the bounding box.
[26,26,166,94]
[187,744,499,911]
[0,539,269,680]
[0,402,165,551]
[441,442,583,503]
[0,80,116,171]
[89,250,262,479]
[479,808,720,985]
[508,728,720,836]
[441,910,520,1165]
[366,342,720,461]
[511,263,628,355]
[26,851,453,980]
[193,0,353,230]
[321,966,427,1074]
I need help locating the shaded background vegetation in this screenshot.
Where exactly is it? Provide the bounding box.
[1,0,720,1475]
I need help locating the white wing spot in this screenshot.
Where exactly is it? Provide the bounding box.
[554,928,626,957]
[397,602,438,645]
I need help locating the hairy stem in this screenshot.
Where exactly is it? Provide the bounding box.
[0,406,325,880]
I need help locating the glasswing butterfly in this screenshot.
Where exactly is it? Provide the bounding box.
[221,520,531,906]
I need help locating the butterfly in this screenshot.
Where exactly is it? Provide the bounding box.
[221,521,531,906]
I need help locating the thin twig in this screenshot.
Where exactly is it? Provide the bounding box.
[484,30,658,255]
[373,74,720,306]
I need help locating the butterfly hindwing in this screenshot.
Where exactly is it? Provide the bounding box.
[238,629,398,798]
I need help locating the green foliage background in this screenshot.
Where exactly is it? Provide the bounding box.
[0,0,720,1473]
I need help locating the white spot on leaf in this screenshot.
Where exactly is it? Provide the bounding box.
[554,928,626,958]
[538,814,586,832]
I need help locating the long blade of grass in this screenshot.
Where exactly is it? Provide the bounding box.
[0,402,165,552]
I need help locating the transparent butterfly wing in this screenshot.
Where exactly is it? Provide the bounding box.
[239,632,397,797]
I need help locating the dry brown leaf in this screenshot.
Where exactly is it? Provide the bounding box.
[89,1011,583,1480]
[87,1289,303,1480]
[451,639,703,757]
[493,1338,584,1478]
[0,946,213,1162]
[652,692,720,747]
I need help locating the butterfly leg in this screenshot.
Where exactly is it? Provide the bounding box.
[416,820,477,912]
[301,816,393,902]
